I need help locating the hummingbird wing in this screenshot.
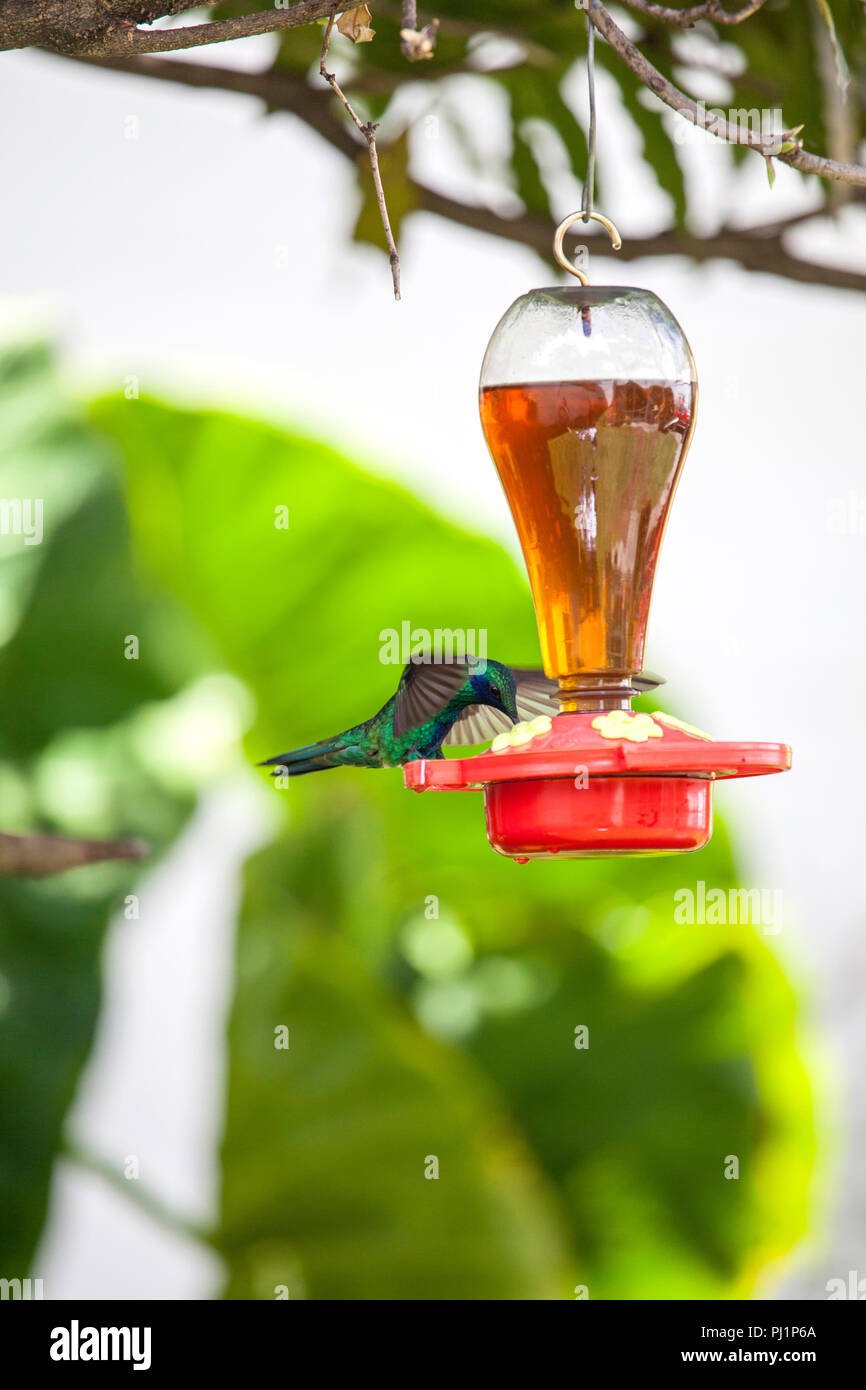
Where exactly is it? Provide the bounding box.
[397,661,668,749]
[510,669,561,720]
[633,670,666,691]
[444,704,513,746]
[444,668,559,746]
[391,659,473,738]
[443,668,669,745]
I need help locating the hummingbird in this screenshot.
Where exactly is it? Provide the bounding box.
[261,658,558,777]
[261,657,665,777]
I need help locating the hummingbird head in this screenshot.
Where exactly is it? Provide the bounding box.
[469,660,519,723]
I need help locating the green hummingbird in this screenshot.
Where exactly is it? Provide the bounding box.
[261,658,563,777]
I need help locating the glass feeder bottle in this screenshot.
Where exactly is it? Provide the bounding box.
[479,281,697,711]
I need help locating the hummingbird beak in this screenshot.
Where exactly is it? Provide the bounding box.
[505,689,520,724]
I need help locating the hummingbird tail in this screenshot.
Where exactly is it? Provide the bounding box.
[259,734,351,777]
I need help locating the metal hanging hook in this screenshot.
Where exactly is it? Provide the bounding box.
[552,210,622,284]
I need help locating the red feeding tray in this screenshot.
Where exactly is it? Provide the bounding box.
[404,710,791,860]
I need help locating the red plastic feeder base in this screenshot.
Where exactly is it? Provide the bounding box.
[485,775,712,859]
[403,710,791,861]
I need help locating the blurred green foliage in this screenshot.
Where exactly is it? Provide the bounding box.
[0,344,813,1298]
[0,346,198,1272]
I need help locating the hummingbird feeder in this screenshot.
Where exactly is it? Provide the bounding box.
[403,208,791,859]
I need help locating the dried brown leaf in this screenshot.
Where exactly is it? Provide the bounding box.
[337,5,376,44]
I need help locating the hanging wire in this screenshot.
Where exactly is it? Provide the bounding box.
[581,11,597,224]
[552,4,621,295]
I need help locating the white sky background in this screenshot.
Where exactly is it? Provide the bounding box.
[2,23,865,1298]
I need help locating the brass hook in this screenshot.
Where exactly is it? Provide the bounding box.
[553,210,622,285]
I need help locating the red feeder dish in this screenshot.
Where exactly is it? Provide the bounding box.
[403,211,792,860]
[404,710,791,859]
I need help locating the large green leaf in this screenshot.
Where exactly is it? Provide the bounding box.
[466,918,812,1298]
[220,841,572,1299]
[92,389,814,1298]
[215,778,811,1298]
[89,395,545,757]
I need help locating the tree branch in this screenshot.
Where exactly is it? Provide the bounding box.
[68,48,361,157]
[1,1,345,56]
[7,1,865,192]
[0,831,147,876]
[621,0,769,27]
[125,2,343,55]
[418,184,866,294]
[61,49,866,297]
[588,0,866,186]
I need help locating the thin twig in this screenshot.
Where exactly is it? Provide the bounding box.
[320,10,401,300]
[62,1139,216,1248]
[588,1,866,187]
[0,831,147,876]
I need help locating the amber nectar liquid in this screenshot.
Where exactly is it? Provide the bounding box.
[480,378,695,682]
